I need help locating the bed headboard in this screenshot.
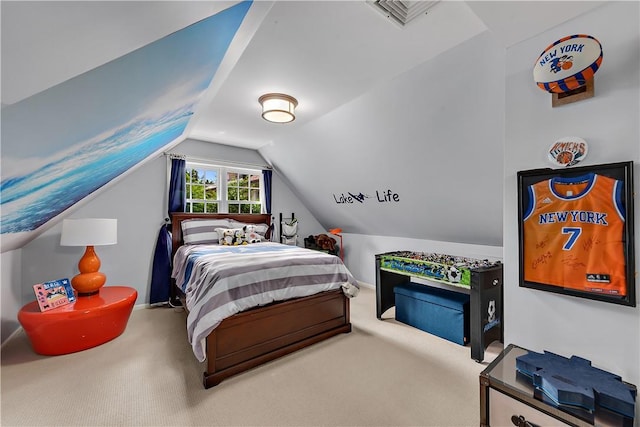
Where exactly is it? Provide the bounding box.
[170,212,273,257]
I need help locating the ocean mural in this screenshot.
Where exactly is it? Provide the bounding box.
[0,1,252,249]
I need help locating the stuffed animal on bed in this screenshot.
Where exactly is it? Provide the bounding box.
[242,226,262,244]
[243,231,262,244]
[234,229,245,245]
[221,228,246,245]
[315,234,336,252]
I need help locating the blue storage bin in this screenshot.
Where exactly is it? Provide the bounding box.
[394,282,470,346]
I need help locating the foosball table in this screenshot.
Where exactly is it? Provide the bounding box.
[375,251,504,362]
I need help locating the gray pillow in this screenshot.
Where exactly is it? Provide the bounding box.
[181,219,231,244]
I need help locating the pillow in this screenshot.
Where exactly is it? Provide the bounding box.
[181,219,231,245]
[228,220,270,237]
[215,228,245,246]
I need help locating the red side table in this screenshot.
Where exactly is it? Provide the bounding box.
[18,286,137,355]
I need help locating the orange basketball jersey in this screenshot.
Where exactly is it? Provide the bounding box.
[523,173,626,295]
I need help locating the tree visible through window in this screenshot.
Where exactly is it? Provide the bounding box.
[185,162,263,214]
[227,171,262,214]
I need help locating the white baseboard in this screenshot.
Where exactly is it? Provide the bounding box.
[1,327,24,349]
[357,280,374,289]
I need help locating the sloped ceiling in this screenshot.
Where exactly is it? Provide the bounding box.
[1,1,243,105]
[2,1,605,147]
[1,1,607,249]
[0,1,265,252]
[189,1,606,149]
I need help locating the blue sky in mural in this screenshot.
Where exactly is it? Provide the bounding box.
[0,1,252,234]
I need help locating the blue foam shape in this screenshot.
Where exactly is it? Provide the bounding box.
[516,350,636,419]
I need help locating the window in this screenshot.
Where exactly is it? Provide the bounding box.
[185,164,219,213]
[226,171,263,214]
[185,162,263,214]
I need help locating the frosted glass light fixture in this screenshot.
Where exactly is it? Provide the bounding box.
[258,93,298,123]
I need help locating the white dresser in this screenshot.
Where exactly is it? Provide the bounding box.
[479,344,635,427]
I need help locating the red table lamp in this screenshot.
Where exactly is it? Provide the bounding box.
[60,218,117,296]
[328,228,343,261]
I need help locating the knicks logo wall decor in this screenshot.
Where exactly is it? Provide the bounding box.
[533,34,603,93]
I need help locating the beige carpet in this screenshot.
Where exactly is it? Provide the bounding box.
[1,285,502,426]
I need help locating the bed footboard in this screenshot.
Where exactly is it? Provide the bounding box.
[203,289,351,388]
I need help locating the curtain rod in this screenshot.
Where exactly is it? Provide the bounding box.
[163,152,272,170]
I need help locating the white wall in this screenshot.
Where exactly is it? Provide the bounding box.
[504,0,639,407]
[270,170,326,245]
[260,30,505,247]
[2,138,320,343]
[1,249,22,341]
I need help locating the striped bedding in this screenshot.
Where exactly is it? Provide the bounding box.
[172,242,359,361]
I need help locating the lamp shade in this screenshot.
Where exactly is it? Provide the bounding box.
[258,93,298,123]
[60,219,117,246]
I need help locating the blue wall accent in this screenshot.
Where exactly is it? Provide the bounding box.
[0,1,252,235]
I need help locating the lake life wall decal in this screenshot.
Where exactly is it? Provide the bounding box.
[333,189,400,204]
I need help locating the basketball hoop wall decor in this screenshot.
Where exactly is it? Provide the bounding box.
[533,34,602,107]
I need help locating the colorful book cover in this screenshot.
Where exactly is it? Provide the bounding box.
[33,278,76,312]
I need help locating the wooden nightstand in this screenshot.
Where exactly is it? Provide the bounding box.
[18,286,137,355]
[480,344,635,427]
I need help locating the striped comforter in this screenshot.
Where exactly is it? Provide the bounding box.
[172,242,359,361]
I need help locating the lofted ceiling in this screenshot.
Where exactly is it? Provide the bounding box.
[2,1,606,151]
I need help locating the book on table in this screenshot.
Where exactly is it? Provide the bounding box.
[33,278,76,312]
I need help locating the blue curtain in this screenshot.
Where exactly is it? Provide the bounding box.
[262,169,274,241]
[169,158,186,213]
[149,223,172,304]
[150,158,185,304]
[263,169,272,214]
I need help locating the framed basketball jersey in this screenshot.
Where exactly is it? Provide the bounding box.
[517,161,635,307]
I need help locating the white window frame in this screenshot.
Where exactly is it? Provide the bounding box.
[184,160,264,214]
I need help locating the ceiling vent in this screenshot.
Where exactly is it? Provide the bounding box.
[369,1,440,27]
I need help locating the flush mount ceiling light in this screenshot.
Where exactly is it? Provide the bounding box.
[258,93,298,123]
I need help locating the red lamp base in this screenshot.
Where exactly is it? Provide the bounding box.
[18,286,137,355]
[71,272,105,296]
[72,245,107,296]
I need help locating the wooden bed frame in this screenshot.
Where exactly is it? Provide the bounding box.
[170,212,352,388]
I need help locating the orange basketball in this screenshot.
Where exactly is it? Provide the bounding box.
[557,151,573,164]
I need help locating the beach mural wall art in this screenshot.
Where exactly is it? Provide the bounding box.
[1,1,253,252]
